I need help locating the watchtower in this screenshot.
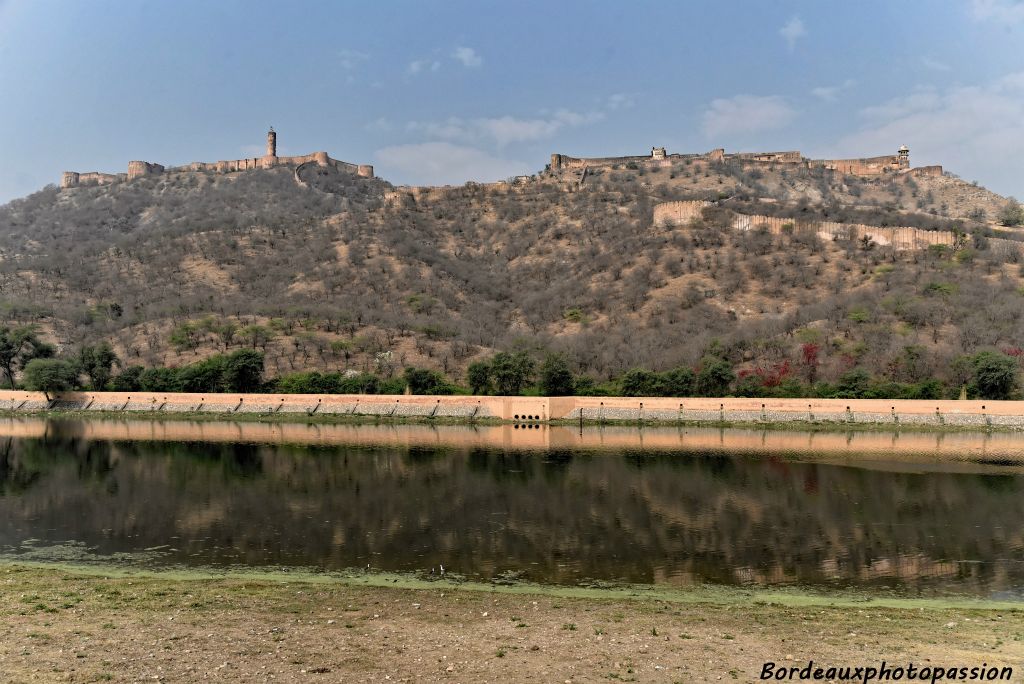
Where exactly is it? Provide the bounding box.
[267,127,277,157]
[897,145,909,170]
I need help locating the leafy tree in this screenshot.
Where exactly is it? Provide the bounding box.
[77,342,118,390]
[22,358,78,398]
[169,321,201,353]
[176,356,227,393]
[221,349,264,392]
[467,360,492,395]
[490,351,535,395]
[619,368,665,397]
[0,326,54,388]
[834,368,873,398]
[403,366,453,395]
[109,365,145,392]
[139,367,179,392]
[662,367,696,396]
[970,351,1018,400]
[239,324,275,351]
[800,343,821,383]
[539,354,574,396]
[695,357,735,396]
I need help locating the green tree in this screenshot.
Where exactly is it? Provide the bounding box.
[403,366,453,395]
[109,365,145,392]
[490,351,535,395]
[169,321,201,353]
[539,354,574,396]
[239,324,275,351]
[221,349,264,392]
[695,357,735,397]
[176,356,227,393]
[970,351,1019,400]
[77,342,118,390]
[662,367,696,396]
[139,367,179,392]
[466,361,492,395]
[619,368,665,397]
[834,368,873,398]
[0,326,54,388]
[22,358,78,399]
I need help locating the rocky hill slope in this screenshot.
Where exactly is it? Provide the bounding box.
[0,157,1021,389]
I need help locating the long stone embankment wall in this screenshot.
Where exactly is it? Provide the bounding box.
[653,200,1018,252]
[7,418,1024,458]
[2,391,1024,428]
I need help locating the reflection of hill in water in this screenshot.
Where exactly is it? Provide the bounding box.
[1,424,1023,596]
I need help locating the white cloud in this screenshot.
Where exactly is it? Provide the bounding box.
[921,57,951,72]
[833,72,1024,196]
[606,93,637,110]
[365,117,393,133]
[779,16,806,50]
[338,49,369,71]
[701,95,797,138]
[407,109,603,147]
[375,142,529,185]
[812,79,856,102]
[970,0,1024,23]
[407,59,441,76]
[452,46,482,68]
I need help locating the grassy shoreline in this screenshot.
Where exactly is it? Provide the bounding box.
[2,561,1022,682]
[3,408,1020,433]
[1,559,1021,611]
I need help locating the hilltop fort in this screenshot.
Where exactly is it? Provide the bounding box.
[60,128,373,189]
[549,144,942,178]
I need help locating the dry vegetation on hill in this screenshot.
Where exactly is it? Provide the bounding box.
[0,158,1022,394]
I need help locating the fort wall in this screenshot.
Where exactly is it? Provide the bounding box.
[551,146,934,179]
[60,129,373,188]
[3,390,1024,428]
[652,200,1017,253]
[814,154,902,176]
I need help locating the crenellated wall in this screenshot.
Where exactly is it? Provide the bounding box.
[551,146,933,179]
[652,200,1018,253]
[60,171,123,188]
[814,154,903,175]
[60,129,373,189]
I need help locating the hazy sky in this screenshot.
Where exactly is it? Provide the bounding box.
[1,0,1023,203]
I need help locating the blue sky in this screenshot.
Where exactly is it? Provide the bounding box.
[1,0,1023,203]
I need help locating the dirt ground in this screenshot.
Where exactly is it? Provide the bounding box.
[1,564,1022,683]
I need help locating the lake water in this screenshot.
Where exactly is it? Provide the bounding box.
[2,417,1024,598]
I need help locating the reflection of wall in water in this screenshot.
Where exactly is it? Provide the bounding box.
[1,431,1023,594]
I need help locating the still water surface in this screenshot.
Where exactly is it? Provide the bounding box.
[2,418,1024,598]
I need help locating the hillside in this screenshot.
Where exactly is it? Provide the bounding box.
[0,156,1022,394]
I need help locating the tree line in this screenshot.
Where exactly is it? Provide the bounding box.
[10,329,1022,401]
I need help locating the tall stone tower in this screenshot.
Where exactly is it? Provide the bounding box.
[897,145,909,170]
[267,127,277,157]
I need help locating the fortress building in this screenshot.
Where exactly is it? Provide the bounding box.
[549,144,940,178]
[60,128,374,189]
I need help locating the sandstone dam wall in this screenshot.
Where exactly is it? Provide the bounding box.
[2,391,1023,428]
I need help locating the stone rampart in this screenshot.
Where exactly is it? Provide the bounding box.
[653,201,1019,253]
[2,390,1023,428]
[652,200,708,227]
[60,171,123,188]
[127,160,165,180]
[814,154,902,175]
